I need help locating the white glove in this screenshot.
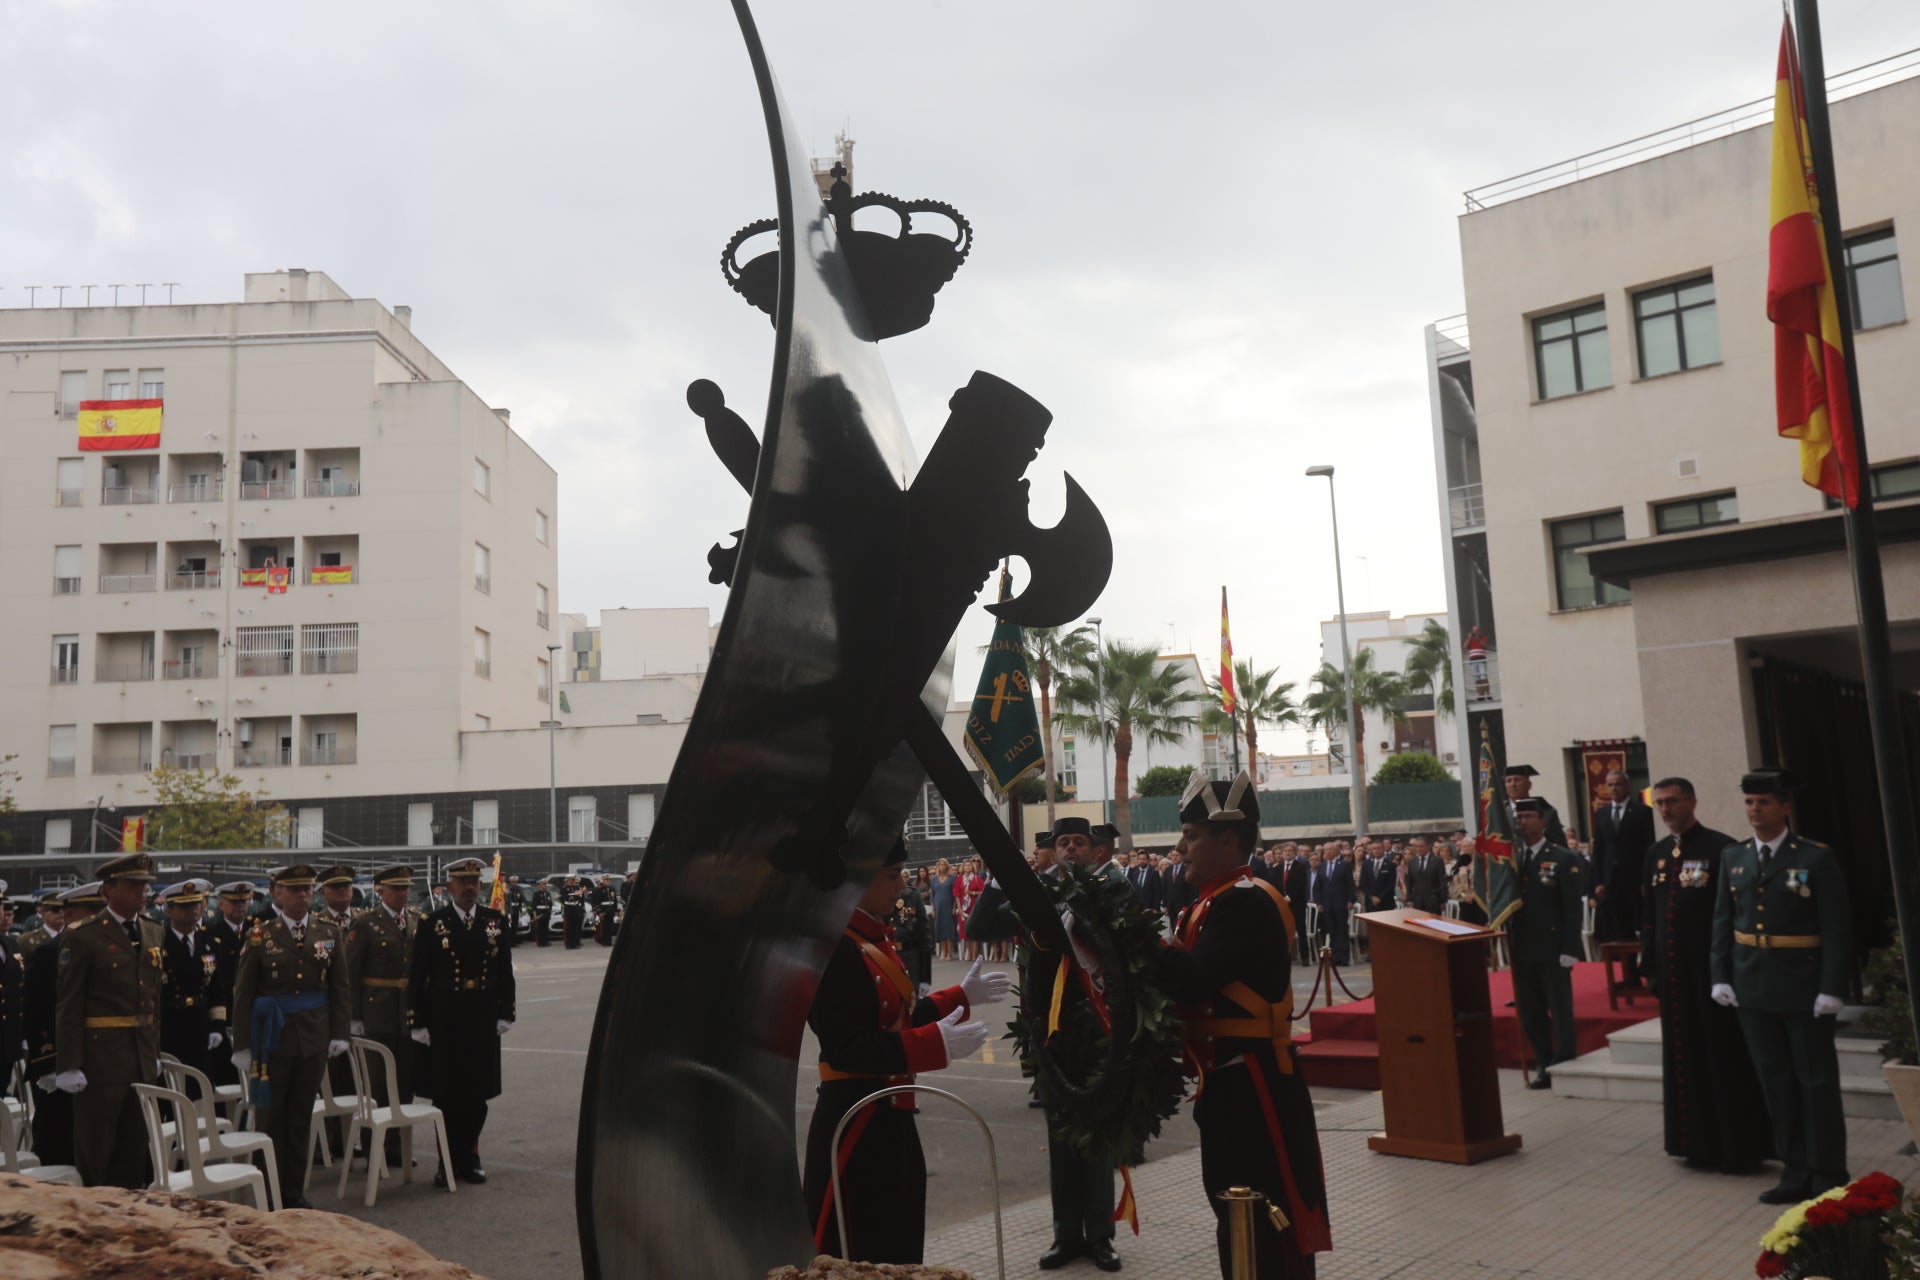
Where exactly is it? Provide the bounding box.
[935,1007,989,1064]
[495,1020,513,1035]
[1814,994,1844,1018]
[35,1073,56,1093]
[961,957,1013,1007]
[1711,983,1738,1008]
[327,1040,349,1059]
[350,1020,365,1036]
[207,1031,224,1051]
[231,1049,252,1073]
[1558,954,1578,969]
[1056,907,1102,977]
[411,1028,431,1046]
[55,1070,86,1094]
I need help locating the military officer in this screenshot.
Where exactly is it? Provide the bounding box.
[200,881,254,1088]
[231,864,352,1210]
[530,878,553,947]
[157,879,228,1086]
[1505,765,1569,849]
[409,857,516,1186]
[26,881,101,1164]
[1711,769,1853,1205]
[0,883,23,1097]
[315,864,360,1156]
[561,876,586,949]
[504,876,528,948]
[1508,796,1585,1087]
[55,851,164,1188]
[591,876,617,946]
[346,862,419,1162]
[17,892,62,961]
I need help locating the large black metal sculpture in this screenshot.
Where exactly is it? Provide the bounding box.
[575,5,1109,1276]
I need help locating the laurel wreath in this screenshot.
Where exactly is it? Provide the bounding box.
[1007,863,1186,1165]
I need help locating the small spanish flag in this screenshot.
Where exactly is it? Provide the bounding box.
[1219,587,1237,716]
[489,852,507,912]
[78,399,163,451]
[120,816,145,852]
[309,566,353,585]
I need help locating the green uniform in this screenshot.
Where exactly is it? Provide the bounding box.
[1508,840,1585,1071]
[17,924,50,962]
[345,904,419,1104]
[1710,832,1852,1194]
[55,911,165,1187]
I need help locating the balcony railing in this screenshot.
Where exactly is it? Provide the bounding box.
[100,573,156,593]
[162,657,216,680]
[240,480,292,501]
[235,652,294,677]
[163,752,214,770]
[167,570,220,591]
[301,743,356,766]
[93,755,154,775]
[1448,482,1485,531]
[302,651,359,675]
[47,757,75,777]
[53,576,81,595]
[305,477,360,497]
[102,484,160,506]
[1465,649,1502,706]
[236,746,291,769]
[537,610,550,630]
[474,574,491,595]
[474,658,491,679]
[55,487,82,507]
[96,659,156,682]
[168,481,223,503]
[51,666,78,685]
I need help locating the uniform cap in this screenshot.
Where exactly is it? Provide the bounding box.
[1033,829,1054,849]
[216,881,256,901]
[1090,824,1120,847]
[1053,817,1092,840]
[444,857,486,879]
[61,881,106,905]
[317,864,357,888]
[96,851,155,883]
[1504,764,1539,779]
[1512,797,1550,816]
[271,864,317,888]
[34,889,65,905]
[1740,769,1798,797]
[159,880,208,906]
[1179,769,1262,829]
[372,864,415,887]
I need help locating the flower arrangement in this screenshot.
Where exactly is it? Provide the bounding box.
[1755,1171,1902,1278]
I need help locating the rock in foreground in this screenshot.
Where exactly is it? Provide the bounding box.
[0,1173,488,1280]
[767,1256,973,1280]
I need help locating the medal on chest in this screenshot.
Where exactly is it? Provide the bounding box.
[1785,867,1812,898]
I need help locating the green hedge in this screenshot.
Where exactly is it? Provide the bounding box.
[1125,780,1462,834]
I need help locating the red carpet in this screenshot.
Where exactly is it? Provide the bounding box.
[1298,962,1652,1089]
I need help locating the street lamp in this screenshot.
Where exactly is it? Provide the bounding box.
[545,644,564,843]
[1087,617,1108,825]
[1306,465,1367,837]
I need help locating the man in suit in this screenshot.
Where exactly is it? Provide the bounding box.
[1282,846,1313,964]
[1403,836,1448,914]
[1505,765,1568,847]
[1591,769,1656,984]
[156,879,228,1086]
[55,851,164,1188]
[346,863,420,1165]
[1711,770,1853,1205]
[1164,849,1195,924]
[1127,851,1164,913]
[1312,849,1355,966]
[1508,799,1586,1087]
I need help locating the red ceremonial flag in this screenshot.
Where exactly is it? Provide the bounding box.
[1767,18,1860,508]
[1218,587,1236,716]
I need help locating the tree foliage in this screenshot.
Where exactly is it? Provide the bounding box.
[1012,773,1076,804]
[1204,659,1300,777]
[1403,618,1456,716]
[1134,765,1195,798]
[1020,624,1099,831]
[1371,750,1452,785]
[141,766,289,851]
[1055,640,1197,847]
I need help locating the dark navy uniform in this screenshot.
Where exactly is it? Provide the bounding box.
[560,878,586,949]
[530,884,553,947]
[159,919,229,1084]
[1507,819,1585,1080]
[409,878,515,1181]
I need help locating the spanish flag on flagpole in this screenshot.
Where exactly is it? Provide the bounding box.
[1768,17,1860,508]
[489,851,507,912]
[78,399,163,451]
[1219,587,1236,716]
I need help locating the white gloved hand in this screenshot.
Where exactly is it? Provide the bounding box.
[231,1049,252,1073]
[1814,994,1844,1018]
[35,1073,57,1093]
[326,1039,349,1059]
[961,957,1013,1007]
[411,1028,431,1046]
[1558,954,1578,969]
[1055,907,1102,978]
[207,1031,224,1051]
[935,1007,989,1064]
[495,1019,513,1035]
[350,1020,365,1037]
[55,1070,86,1094]
[1711,983,1738,1008]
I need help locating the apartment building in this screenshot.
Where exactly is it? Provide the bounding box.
[1424,60,1920,914]
[0,269,564,851]
[1314,610,1460,782]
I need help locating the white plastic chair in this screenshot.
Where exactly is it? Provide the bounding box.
[1443,900,1462,919]
[155,1054,232,1158]
[0,1093,81,1184]
[305,1067,361,1184]
[338,1036,457,1206]
[1581,898,1600,962]
[160,1058,283,1210]
[132,1083,269,1209]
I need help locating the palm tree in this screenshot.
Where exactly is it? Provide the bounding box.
[1054,640,1197,849]
[1203,659,1301,781]
[1020,624,1098,831]
[1402,618,1455,716]
[1303,646,1407,813]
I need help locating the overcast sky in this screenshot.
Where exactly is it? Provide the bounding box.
[6,1,1916,757]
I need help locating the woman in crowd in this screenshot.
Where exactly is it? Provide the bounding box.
[956,857,987,962]
[929,859,958,961]
[1446,838,1488,925]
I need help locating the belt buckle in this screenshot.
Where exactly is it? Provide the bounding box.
[462,979,477,990]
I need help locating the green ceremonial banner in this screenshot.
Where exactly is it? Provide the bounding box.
[1471,722,1521,931]
[964,571,1046,795]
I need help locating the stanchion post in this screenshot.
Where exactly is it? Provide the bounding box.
[1218,1185,1262,1280]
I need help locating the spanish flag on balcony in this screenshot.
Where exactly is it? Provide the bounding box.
[1768,19,1860,508]
[78,399,163,451]
[310,566,353,585]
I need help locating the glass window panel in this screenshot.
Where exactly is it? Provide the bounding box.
[1574,305,1608,332]
[1577,330,1613,388]
[1702,495,1739,525]
[1855,259,1905,329]
[1594,511,1626,540]
[1636,289,1676,318]
[1556,548,1597,609]
[1849,231,1897,267]
[1875,461,1920,500]
[1678,280,1716,307]
[1539,339,1577,399]
[1655,502,1701,533]
[1681,303,1720,367]
[1640,314,1682,377]
[1537,315,1573,340]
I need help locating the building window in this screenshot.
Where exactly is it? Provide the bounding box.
[471,799,499,843]
[568,795,599,842]
[48,725,76,778]
[536,583,550,629]
[301,622,359,674]
[474,628,491,679]
[52,635,79,684]
[535,509,549,544]
[1654,492,1739,534]
[56,458,83,507]
[235,625,295,677]
[138,368,165,399]
[104,369,132,399]
[1634,276,1719,377]
[474,458,491,498]
[53,545,81,594]
[1828,458,1920,508]
[45,818,72,851]
[1846,229,1905,331]
[1534,302,1612,400]
[474,543,491,594]
[58,372,85,419]
[1551,511,1631,609]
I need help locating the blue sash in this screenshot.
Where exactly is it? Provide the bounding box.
[247,991,329,1107]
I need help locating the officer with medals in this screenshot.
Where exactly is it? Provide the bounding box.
[314,863,360,1157]
[561,876,587,949]
[802,838,1004,1263]
[1640,776,1769,1174]
[530,878,554,947]
[346,863,419,1164]
[26,881,102,1165]
[231,864,352,1210]
[1710,769,1853,1204]
[17,891,62,961]
[504,876,529,947]
[1504,764,1568,848]
[157,879,229,1086]
[1158,771,1331,1280]
[54,851,165,1188]
[409,857,516,1186]
[1509,796,1584,1087]
[200,881,255,1088]
[591,876,617,946]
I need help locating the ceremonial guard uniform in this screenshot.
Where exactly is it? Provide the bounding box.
[802,840,998,1263]
[231,864,352,1209]
[530,880,553,947]
[25,882,98,1164]
[409,857,516,1185]
[200,882,255,1089]
[1711,770,1852,1203]
[1160,772,1331,1280]
[157,880,229,1084]
[55,852,164,1187]
[1642,807,1769,1171]
[1508,797,1585,1085]
[561,876,587,949]
[591,877,617,946]
[345,864,420,1125]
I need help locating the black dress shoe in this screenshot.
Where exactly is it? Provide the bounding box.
[1528,1072,1551,1090]
[460,1166,488,1184]
[1087,1241,1122,1271]
[1038,1241,1082,1270]
[1027,1098,1046,1109]
[433,1169,450,1189]
[283,1195,314,1210]
[1759,1183,1810,1205]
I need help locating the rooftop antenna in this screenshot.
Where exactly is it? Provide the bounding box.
[80,285,97,306]
[24,286,40,306]
[109,284,126,305]
[162,282,181,303]
[136,283,153,305]
[52,285,69,307]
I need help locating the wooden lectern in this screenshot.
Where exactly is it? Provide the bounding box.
[1358,908,1522,1164]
